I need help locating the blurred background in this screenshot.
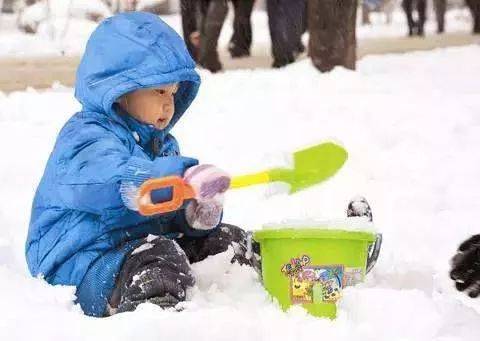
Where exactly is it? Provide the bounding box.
[0,0,478,92]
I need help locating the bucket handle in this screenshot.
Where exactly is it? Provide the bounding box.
[366,233,382,274]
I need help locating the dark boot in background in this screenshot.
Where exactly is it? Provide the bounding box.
[267,0,307,68]
[229,0,255,58]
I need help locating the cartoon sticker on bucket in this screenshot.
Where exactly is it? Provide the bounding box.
[343,267,364,287]
[281,255,345,304]
[281,255,366,304]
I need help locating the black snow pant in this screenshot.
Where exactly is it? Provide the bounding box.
[402,0,426,36]
[266,0,307,68]
[466,0,480,34]
[108,224,260,315]
[229,0,255,58]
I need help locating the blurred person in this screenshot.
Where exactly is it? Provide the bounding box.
[266,0,307,68]
[402,0,426,36]
[180,0,255,72]
[466,0,480,34]
[433,0,446,33]
[180,0,200,60]
[228,0,255,58]
[197,0,229,72]
[362,0,395,25]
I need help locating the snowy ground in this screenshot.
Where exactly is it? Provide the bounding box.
[0,7,474,58]
[1,45,480,340]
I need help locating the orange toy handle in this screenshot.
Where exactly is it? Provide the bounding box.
[137,176,196,216]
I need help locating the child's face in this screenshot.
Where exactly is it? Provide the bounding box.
[120,83,179,130]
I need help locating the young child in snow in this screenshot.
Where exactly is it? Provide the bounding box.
[25,12,258,317]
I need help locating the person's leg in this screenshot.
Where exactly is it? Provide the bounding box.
[108,236,194,315]
[433,0,446,33]
[416,0,426,36]
[476,6,480,34]
[180,0,200,61]
[402,0,415,36]
[468,0,480,34]
[267,0,296,68]
[362,2,372,25]
[198,0,229,72]
[229,0,255,58]
[292,0,307,55]
[177,223,261,271]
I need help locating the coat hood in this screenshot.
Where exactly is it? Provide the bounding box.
[74,11,200,132]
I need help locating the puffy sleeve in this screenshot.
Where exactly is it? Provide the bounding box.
[53,118,196,216]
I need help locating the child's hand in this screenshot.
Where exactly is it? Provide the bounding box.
[185,200,223,231]
[450,234,480,298]
[183,165,230,230]
[184,164,231,202]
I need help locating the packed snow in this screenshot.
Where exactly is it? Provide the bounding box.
[262,217,376,233]
[0,7,474,57]
[1,45,480,340]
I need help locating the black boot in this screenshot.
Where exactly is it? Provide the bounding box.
[450,235,480,298]
[108,236,195,315]
[177,223,261,272]
[347,196,373,222]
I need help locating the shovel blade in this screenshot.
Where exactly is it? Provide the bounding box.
[275,142,348,193]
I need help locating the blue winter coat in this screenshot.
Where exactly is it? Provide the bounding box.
[25,12,203,317]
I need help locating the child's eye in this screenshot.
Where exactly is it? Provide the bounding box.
[155,89,166,95]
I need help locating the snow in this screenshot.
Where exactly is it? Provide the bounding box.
[0,7,473,57]
[19,0,111,24]
[357,7,473,39]
[262,217,376,233]
[131,242,154,255]
[1,46,480,339]
[138,0,168,10]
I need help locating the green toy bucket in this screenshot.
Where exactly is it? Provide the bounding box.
[253,227,381,319]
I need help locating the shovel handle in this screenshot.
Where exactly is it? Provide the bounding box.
[138,176,195,216]
[230,171,270,189]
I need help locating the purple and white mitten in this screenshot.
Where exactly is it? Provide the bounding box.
[184,165,231,230]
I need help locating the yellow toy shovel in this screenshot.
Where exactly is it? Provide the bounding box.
[138,142,348,216]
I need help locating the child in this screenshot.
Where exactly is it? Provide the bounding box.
[25,12,258,317]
